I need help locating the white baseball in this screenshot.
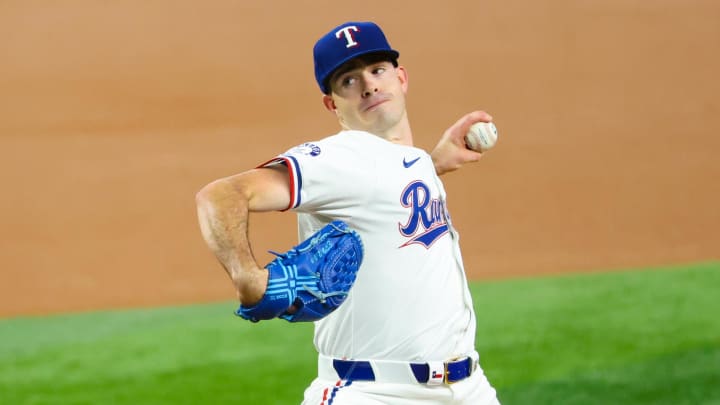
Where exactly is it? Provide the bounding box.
[464,122,498,152]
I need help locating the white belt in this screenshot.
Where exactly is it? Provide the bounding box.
[318,352,479,385]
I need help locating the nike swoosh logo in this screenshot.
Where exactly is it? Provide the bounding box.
[403,157,421,168]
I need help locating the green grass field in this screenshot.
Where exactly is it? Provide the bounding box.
[1,262,718,404]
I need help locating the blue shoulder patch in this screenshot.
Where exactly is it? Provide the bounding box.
[290,143,321,156]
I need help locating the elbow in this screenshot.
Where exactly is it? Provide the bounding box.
[195,182,213,207]
[196,178,252,211]
[195,179,227,209]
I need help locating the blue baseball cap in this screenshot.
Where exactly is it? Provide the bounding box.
[313,21,400,94]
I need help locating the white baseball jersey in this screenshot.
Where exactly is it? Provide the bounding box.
[261,130,476,362]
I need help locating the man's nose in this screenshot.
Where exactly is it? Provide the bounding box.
[361,74,379,98]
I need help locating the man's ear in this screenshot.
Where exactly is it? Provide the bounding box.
[322,94,337,112]
[397,66,409,94]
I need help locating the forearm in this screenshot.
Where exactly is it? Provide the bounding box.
[195,179,265,303]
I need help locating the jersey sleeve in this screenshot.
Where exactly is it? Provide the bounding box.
[258,139,373,214]
[257,154,304,211]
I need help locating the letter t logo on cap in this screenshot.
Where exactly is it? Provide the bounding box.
[335,25,359,48]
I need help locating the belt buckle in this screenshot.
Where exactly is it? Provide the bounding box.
[443,357,459,385]
[444,356,473,385]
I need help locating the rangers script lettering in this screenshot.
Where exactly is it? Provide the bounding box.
[399,180,449,248]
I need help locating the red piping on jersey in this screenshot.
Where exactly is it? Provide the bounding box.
[257,156,296,212]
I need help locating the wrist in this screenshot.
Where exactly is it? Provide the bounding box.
[234,267,269,306]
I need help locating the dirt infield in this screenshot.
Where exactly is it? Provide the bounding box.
[1,1,718,317]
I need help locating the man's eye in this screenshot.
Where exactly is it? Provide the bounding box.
[373,67,386,75]
[341,76,356,87]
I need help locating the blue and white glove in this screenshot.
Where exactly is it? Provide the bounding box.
[236,220,363,323]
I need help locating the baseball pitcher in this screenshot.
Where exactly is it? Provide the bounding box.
[196,21,501,404]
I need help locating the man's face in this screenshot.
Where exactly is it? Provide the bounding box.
[323,55,408,135]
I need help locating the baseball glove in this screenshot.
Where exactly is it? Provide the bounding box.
[236,220,363,323]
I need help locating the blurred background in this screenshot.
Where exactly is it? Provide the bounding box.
[1,0,718,317]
